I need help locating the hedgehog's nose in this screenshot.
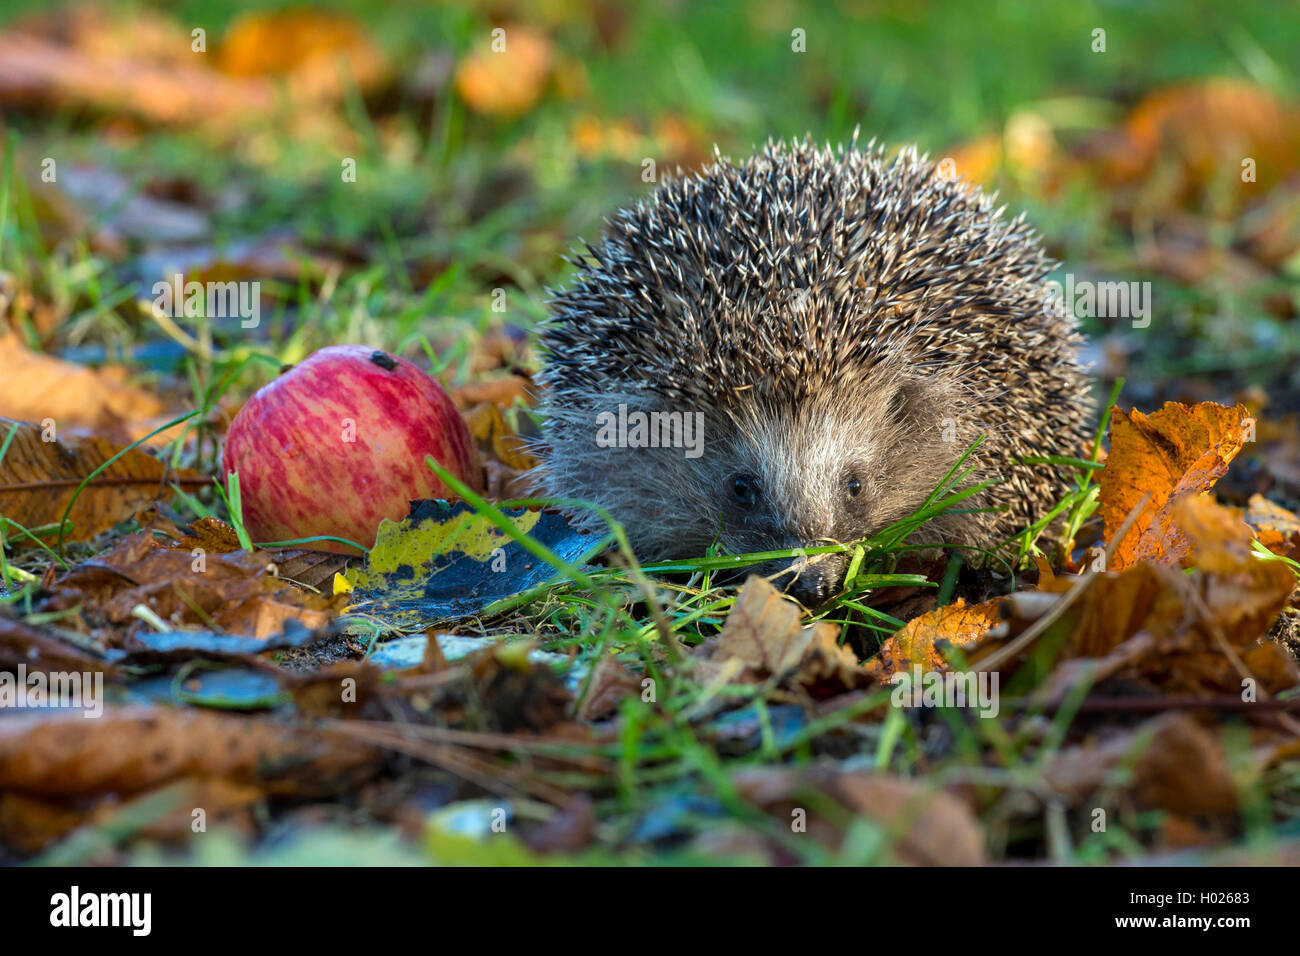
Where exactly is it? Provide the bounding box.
[783,562,838,609]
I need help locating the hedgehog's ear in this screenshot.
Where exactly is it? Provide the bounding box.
[889,373,961,433]
[889,375,936,419]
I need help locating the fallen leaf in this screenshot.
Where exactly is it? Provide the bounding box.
[1245,494,1300,562]
[0,334,171,444]
[343,499,598,631]
[865,597,1003,681]
[1043,713,1238,817]
[172,516,242,553]
[42,530,340,641]
[1104,79,1300,203]
[463,401,540,471]
[731,765,985,865]
[217,9,386,101]
[1021,496,1299,696]
[701,576,871,695]
[0,417,207,544]
[577,652,643,721]
[0,706,381,798]
[0,4,381,136]
[454,24,552,117]
[714,575,820,673]
[167,517,347,593]
[451,374,534,410]
[0,24,271,129]
[1099,401,1254,568]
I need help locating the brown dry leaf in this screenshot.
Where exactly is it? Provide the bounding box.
[454,24,552,117]
[216,9,386,101]
[42,530,340,641]
[482,459,534,500]
[940,110,1059,188]
[0,707,381,798]
[1238,179,1300,269]
[1176,492,1264,573]
[1104,79,1300,201]
[0,791,96,856]
[699,576,871,695]
[1029,496,1298,696]
[1133,714,1241,816]
[1245,494,1300,537]
[1043,713,1238,817]
[0,4,379,135]
[450,374,533,410]
[0,334,173,445]
[263,550,351,594]
[164,516,345,593]
[523,793,596,855]
[172,516,243,553]
[12,3,196,68]
[1099,401,1254,569]
[1245,494,1300,562]
[463,401,540,471]
[0,616,116,676]
[0,24,271,129]
[731,766,984,865]
[865,597,1003,681]
[0,417,207,544]
[715,575,817,674]
[577,652,643,721]
[0,777,263,856]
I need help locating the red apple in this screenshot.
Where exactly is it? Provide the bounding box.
[222,345,481,554]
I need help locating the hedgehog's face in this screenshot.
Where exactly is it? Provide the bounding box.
[711,374,965,607]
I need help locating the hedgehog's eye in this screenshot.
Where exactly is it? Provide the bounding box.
[731,474,760,507]
[846,475,862,498]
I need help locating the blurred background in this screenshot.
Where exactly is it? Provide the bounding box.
[0,0,1296,482]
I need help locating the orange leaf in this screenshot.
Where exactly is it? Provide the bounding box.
[216,9,386,100]
[462,401,540,472]
[1035,497,1298,695]
[865,598,1002,681]
[0,333,171,445]
[1111,79,1300,197]
[1099,401,1254,569]
[454,25,552,117]
[1245,493,1300,562]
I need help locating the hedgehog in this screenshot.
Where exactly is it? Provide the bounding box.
[530,135,1092,607]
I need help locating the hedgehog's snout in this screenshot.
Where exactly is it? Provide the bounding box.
[784,564,837,609]
[773,550,847,609]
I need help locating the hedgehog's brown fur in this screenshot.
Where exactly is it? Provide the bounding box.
[531,135,1092,605]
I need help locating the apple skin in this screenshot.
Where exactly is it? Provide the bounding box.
[222,345,481,554]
